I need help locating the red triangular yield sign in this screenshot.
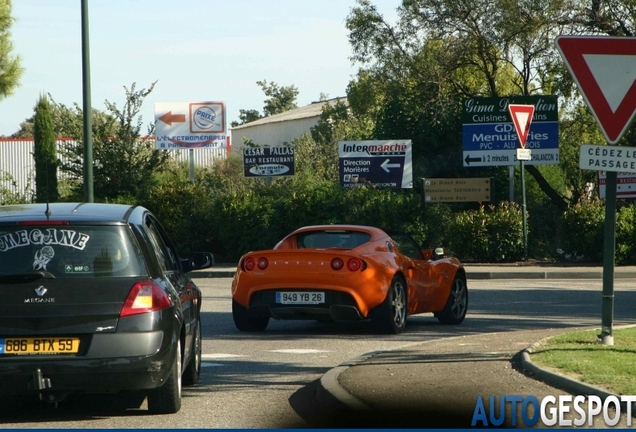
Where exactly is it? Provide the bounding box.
[508,104,535,148]
[556,35,636,144]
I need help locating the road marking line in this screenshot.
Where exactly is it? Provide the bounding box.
[202,353,246,359]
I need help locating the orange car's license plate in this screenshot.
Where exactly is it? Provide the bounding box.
[0,337,80,355]
[276,291,325,305]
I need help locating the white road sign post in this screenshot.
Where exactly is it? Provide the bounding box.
[508,104,535,261]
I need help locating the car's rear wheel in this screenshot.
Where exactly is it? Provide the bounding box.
[232,299,269,331]
[183,318,201,386]
[370,276,407,334]
[147,339,182,414]
[436,274,468,325]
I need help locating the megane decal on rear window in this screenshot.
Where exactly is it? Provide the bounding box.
[33,246,55,270]
[0,229,91,252]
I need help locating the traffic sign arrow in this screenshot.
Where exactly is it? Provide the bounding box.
[380,159,400,172]
[159,111,186,126]
[508,104,535,148]
[556,35,636,144]
[464,154,482,165]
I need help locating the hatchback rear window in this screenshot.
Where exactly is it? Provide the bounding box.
[297,230,371,249]
[0,225,147,278]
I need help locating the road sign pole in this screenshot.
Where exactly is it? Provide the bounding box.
[601,171,616,345]
[508,104,534,262]
[509,166,515,202]
[520,160,528,261]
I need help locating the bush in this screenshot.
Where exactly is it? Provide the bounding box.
[556,198,604,262]
[446,202,524,262]
[616,205,636,265]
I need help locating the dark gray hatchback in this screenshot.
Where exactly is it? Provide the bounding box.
[0,203,213,414]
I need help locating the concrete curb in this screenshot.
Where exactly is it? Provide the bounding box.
[520,341,615,399]
[467,271,636,279]
[318,366,370,411]
[316,350,383,411]
[520,329,636,416]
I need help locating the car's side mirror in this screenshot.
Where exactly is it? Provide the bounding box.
[422,248,446,261]
[182,252,214,272]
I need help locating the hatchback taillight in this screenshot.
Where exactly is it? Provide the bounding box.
[120,281,173,317]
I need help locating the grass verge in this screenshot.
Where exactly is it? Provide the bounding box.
[529,326,636,395]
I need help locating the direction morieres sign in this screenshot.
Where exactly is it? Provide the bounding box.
[339,140,413,189]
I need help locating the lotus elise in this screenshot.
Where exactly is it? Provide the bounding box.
[231,225,467,334]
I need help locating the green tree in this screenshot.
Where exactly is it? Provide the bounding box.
[257,80,298,116]
[344,0,636,210]
[33,95,58,202]
[231,80,300,127]
[0,0,23,102]
[230,109,261,127]
[55,82,174,202]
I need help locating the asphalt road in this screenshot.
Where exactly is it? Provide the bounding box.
[1,277,634,428]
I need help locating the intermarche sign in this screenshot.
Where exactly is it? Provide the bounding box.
[462,96,559,167]
[423,178,491,203]
[339,140,413,189]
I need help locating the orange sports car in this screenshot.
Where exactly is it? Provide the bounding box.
[231,225,468,334]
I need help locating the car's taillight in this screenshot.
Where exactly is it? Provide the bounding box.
[257,257,269,270]
[331,257,344,270]
[244,257,256,271]
[347,258,362,271]
[120,281,173,317]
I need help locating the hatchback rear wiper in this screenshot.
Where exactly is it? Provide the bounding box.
[0,271,57,284]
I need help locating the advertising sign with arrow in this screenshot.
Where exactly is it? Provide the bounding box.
[462,96,559,167]
[155,101,227,149]
[338,140,413,189]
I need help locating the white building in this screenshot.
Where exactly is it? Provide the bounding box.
[230,97,347,152]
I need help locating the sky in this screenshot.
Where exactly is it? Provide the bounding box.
[0,0,400,137]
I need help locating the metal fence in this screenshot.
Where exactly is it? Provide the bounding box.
[0,137,228,198]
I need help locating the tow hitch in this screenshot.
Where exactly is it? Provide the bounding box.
[28,368,68,405]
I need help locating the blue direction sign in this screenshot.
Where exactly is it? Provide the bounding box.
[339,140,413,188]
[462,96,559,167]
